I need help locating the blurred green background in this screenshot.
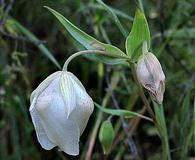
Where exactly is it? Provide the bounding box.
[0,0,194,159]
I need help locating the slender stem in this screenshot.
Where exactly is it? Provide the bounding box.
[63,50,130,71]
[137,0,144,13]
[0,29,46,45]
[142,41,148,54]
[0,0,14,28]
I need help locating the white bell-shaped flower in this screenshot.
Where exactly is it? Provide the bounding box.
[136,52,165,103]
[29,71,94,156]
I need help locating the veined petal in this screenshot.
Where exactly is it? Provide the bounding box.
[29,97,56,150]
[36,92,80,155]
[59,71,77,118]
[137,56,155,90]
[145,52,165,84]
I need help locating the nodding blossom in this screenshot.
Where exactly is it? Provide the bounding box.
[136,52,165,103]
[29,71,94,155]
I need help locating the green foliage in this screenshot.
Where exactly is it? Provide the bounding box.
[99,120,115,154]
[45,6,129,65]
[0,0,195,160]
[126,9,150,61]
[95,102,152,121]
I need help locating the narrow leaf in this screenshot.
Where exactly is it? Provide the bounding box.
[126,9,150,61]
[45,6,129,64]
[153,101,171,160]
[95,102,152,121]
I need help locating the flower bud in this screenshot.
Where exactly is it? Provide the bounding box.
[136,52,165,103]
[29,71,94,155]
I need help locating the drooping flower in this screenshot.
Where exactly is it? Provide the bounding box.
[136,52,165,103]
[29,71,94,155]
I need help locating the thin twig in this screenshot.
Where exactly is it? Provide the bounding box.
[105,66,140,160]
[0,0,14,28]
[0,29,46,45]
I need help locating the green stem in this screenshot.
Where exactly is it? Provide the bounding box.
[153,102,171,160]
[63,50,129,71]
[137,0,144,13]
[129,62,171,159]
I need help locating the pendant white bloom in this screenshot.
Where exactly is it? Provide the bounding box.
[136,52,165,103]
[29,71,94,156]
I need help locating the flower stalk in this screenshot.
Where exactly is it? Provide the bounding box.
[63,50,130,71]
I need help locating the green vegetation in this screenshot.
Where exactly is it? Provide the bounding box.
[0,0,194,159]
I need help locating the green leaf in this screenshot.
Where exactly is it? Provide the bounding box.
[94,102,152,121]
[125,9,150,62]
[11,18,61,69]
[45,6,129,64]
[153,101,171,160]
[99,120,115,154]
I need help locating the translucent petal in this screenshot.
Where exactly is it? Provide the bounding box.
[30,71,94,155]
[30,71,61,103]
[68,72,86,91]
[29,98,56,150]
[73,89,93,134]
[68,72,94,134]
[36,92,80,155]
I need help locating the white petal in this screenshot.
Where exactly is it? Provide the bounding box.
[71,98,94,135]
[36,86,80,155]
[68,72,86,91]
[69,72,94,135]
[146,52,165,82]
[29,98,56,150]
[30,71,61,103]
